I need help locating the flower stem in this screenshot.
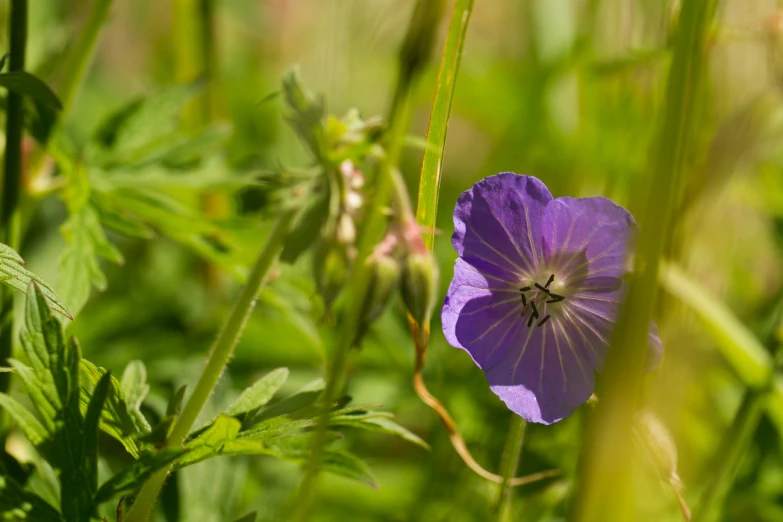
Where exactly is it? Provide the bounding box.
[290,2,444,518]
[125,208,296,522]
[492,415,527,522]
[410,319,558,487]
[572,1,718,520]
[0,0,28,399]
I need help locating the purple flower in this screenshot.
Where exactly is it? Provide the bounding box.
[442,173,662,424]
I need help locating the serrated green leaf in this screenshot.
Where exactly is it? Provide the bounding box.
[225,368,289,418]
[319,450,378,490]
[0,474,63,521]
[59,205,122,315]
[334,415,429,450]
[90,191,155,239]
[252,378,325,423]
[92,82,203,160]
[0,71,62,109]
[100,123,231,169]
[80,360,144,458]
[121,360,152,434]
[94,449,185,504]
[0,244,70,318]
[0,392,48,446]
[16,284,96,521]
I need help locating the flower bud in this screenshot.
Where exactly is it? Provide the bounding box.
[313,239,350,308]
[400,251,439,326]
[361,253,401,325]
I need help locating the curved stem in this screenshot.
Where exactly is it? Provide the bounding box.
[125,209,296,522]
[492,415,527,521]
[410,320,558,487]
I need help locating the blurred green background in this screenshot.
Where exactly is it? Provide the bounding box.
[5,0,783,520]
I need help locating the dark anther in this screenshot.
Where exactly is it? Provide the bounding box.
[545,274,555,288]
[527,313,536,327]
[546,293,564,304]
[537,315,551,327]
[530,302,539,317]
[519,286,531,292]
[521,294,527,306]
[534,283,551,294]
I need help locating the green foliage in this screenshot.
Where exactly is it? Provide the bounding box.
[0,243,69,318]
[0,71,61,109]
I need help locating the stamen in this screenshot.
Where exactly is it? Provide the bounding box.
[546,293,564,304]
[545,274,555,288]
[519,286,531,292]
[527,313,536,328]
[530,302,539,317]
[534,283,551,294]
[537,315,551,327]
[521,294,527,306]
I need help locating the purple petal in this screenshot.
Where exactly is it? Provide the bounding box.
[452,173,552,281]
[442,259,525,369]
[485,317,595,424]
[567,279,663,373]
[542,196,636,283]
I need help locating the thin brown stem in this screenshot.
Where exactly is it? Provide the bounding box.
[408,318,559,487]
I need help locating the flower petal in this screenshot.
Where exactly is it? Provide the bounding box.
[442,259,525,369]
[567,281,663,373]
[452,173,552,281]
[485,317,595,424]
[542,196,636,283]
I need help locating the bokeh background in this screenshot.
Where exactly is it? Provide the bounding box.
[6,0,783,520]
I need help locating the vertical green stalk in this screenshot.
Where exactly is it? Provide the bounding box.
[0,0,28,397]
[125,209,296,522]
[290,2,445,519]
[572,1,717,521]
[491,416,527,522]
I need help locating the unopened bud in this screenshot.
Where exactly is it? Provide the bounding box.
[313,239,350,308]
[400,251,439,326]
[362,253,401,325]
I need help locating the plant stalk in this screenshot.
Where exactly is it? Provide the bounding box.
[125,208,296,522]
[0,0,28,397]
[572,1,718,520]
[492,415,527,522]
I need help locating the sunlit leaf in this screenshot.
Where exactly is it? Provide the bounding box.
[0,392,48,446]
[0,244,70,318]
[225,368,289,418]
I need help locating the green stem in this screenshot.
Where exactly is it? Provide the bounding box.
[0,0,28,397]
[572,1,717,520]
[492,416,527,522]
[290,3,445,517]
[125,209,296,522]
